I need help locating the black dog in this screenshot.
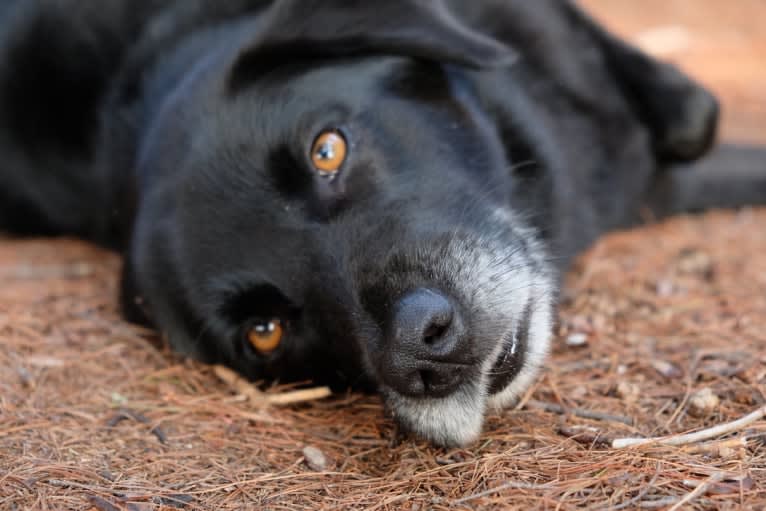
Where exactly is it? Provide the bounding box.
[1,0,764,446]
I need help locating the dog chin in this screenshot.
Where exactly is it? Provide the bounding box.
[384,382,488,447]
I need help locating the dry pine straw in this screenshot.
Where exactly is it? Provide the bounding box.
[0,208,764,510]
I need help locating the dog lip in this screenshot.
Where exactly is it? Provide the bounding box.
[378,359,477,399]
[487,311,530,395]
[380,379,473,402]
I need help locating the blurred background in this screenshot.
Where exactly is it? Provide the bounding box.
[582,0,766,145]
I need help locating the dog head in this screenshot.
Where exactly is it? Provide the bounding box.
[124,0,555,446]
[122,0,717,446]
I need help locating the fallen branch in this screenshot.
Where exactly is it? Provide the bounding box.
[527,399,634,425]
[613,404,766,449]
[213,365,332,406]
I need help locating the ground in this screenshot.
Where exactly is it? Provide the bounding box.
[1,1,765,510]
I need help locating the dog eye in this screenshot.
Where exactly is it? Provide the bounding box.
[311,130,347,176]
[247,319,283,354]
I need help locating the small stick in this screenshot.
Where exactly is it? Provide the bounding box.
[611,464,663,511]
[266,387,332,405]
[106,408,168,444]
[557,425,613,447]
[683,437,748,454]
[612,404,765,448]
[512,380,538,411]
[213,365,267,404]
[87,496,122,511]
[453,481,556,504]
[555,358,612,374]
[638,497,683,509]
[667,472,724,511]
[527,399,634,426]
[0,422,50,438]
[106,408,150,427]
[213,365,332,406]
[47,480,108,492]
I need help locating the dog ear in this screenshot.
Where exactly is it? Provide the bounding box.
[240,0,516,69]
[572,8,719,162]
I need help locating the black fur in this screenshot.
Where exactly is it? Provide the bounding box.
[1,0,763,445]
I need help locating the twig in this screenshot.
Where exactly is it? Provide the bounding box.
[213,365,267,404]
[527,400,634,425]
[610,463,663,510]
[106,408,168,444]
[554,358,613,374]
[612,404,766,448]
[683,437,748,455]
[266,387,333,405]
[87,496,122,511]
[47,479,109,492]
[453,481,556,505]
[668,472,724,511]
[512,379,539,411]
[557,425,613,447]
[213,365,332,406]
[0,422,50,438]
[638,497,682,509]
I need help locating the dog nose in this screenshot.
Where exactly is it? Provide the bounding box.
[381,289,467,397]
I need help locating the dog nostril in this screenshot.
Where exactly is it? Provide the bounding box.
[423,322,449,345]
[419,369,431,390]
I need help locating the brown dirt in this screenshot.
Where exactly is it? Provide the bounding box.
[2,2,765,510]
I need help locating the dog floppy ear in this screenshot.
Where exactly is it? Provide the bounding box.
[237,0,516,70]
[571,7,719,162]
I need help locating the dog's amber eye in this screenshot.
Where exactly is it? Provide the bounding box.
[247,319,283,354]
[311,130,347,176]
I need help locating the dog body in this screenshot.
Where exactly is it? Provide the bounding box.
[1,0,762,446]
